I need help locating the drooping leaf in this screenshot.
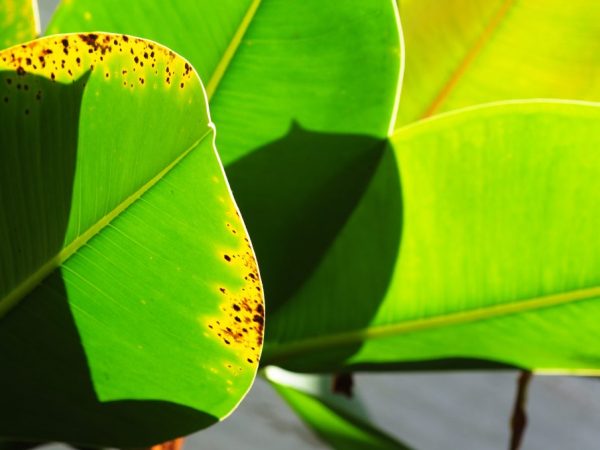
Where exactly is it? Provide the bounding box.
[396,0,600,127]
[262,101,600,374]
[265,367,412,450]
[0,0,39,49]
[0,33,263,447]
[48,0,403,340]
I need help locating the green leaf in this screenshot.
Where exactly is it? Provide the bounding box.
[0,0,39,49]
[396,0,600,127]
[47,0,403,162]
[265,367,411,450]
[0,33,263,447]
[262,101,600,374]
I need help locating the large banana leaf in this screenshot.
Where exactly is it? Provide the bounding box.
[0,33,263,446]
[262,101,600,374]
[396,0,600,127]
[0,0,38,49]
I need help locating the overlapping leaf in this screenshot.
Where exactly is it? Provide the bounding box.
[263,101,600,373]
[47,0,597,376]
[0,33,263,446]
[46,1,600,377]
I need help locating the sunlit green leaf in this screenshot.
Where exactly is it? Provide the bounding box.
[263,101,600,374]
[0,0,39,49]
[0,33,263,447]
[396,0,600,127]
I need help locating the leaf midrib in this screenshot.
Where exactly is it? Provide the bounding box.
[205,0,262,101]
[421,0,516,118]
[263,284,600,364]
[0,127,213,319]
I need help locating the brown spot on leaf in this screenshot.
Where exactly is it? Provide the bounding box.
[79,33,99,46]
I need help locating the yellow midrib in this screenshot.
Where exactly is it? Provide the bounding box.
[205,0,262,101]
[421,0,516,118]
[0,129,211,319]
[263,284,600,364]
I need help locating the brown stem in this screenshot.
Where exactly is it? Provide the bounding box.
[331,372,354,398]
[509,371,533,450]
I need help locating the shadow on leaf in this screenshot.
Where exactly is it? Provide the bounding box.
[225,123,403,370]
[0,71,216,448]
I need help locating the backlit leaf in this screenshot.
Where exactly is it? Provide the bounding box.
[263,101,600,374]
[0,33,263,447]
[396,0,600,126]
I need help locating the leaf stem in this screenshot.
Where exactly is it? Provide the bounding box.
[509,370,532,450]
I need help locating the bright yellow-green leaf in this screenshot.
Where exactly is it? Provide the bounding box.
[0,0,39,49]
[396,0,600,127]
[0,33,263,447]
[263,101,600,375]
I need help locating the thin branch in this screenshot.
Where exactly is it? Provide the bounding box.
[331,372,354,398]
[509,371,533,450]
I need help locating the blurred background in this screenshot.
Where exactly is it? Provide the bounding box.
[35,1,600,449]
